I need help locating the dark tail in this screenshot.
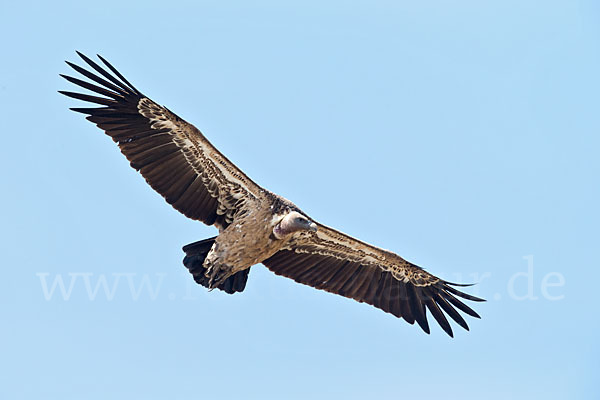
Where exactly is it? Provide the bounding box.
[182,237,250,294]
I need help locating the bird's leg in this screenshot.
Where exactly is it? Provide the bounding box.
[205,263,233,289]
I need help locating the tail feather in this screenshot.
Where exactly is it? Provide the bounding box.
[182,237,250,294]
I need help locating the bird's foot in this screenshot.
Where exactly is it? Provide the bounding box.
[205,264,233,289]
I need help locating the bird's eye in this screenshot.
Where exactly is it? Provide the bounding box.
[295,217,304,223]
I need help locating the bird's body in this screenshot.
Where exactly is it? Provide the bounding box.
[61,52,484,337]
[200,195,307,287]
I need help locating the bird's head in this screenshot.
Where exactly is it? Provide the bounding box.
[273,211,318,239]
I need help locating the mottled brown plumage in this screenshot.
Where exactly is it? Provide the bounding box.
[60,52,484,337]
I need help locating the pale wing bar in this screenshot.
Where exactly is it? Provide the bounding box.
[263,228,484,337]
[59,52,253,227]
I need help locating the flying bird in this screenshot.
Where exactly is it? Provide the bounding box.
[60,52,484,337]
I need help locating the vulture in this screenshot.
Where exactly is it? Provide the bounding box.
[60,52,484,337]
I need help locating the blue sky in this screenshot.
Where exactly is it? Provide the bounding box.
[1,1,598,399]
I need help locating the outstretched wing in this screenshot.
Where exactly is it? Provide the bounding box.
[60,52,262,229]
[263,223,484,337]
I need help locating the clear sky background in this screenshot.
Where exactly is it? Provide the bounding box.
[1,1,598,399]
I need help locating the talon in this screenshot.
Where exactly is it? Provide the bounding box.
[207,266,232,288]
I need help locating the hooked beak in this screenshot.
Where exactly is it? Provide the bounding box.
[308,222,318,232]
